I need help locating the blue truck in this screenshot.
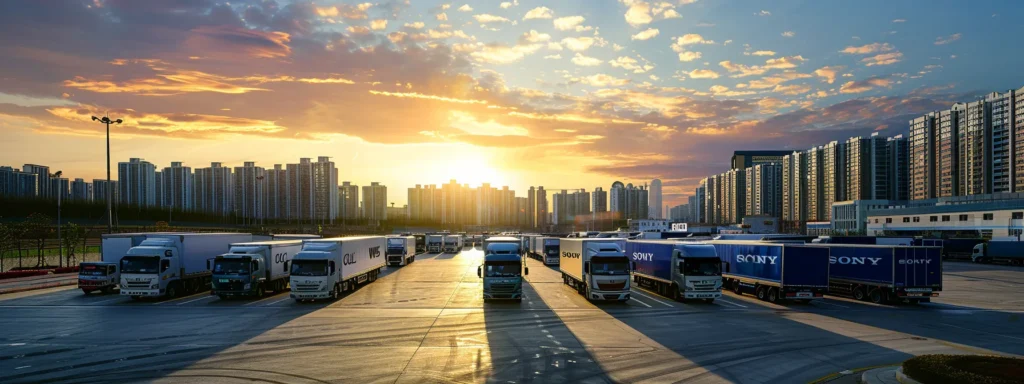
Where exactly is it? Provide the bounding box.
[823,245,942,304]
[709,240,830,303]
[626,240,722,302]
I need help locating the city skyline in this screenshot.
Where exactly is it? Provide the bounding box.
[2,1,1023,208]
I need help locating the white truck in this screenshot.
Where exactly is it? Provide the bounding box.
[427,234,444,253]
[80,233,178,294]
[560,238,631,302]
[386,236,416,266]
[210,240,301,298]
[119,233,252,299]
[532,236,560,266]
[443,235,463,253]
[290,236,386,301]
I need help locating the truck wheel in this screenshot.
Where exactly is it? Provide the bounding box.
[669,284,680,301]
[868,289,883,304]
[755,286,766,301]
[166,283,179,299]
[732,281,742,295]
[852,287,866,301]
[330,285,339,300]
[81,289,91,295]
[256,284,266,298]
[767,288,779,303]
[704,299,715,304]
[101,286,115,295]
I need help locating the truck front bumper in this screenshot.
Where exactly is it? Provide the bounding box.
[291,291,331,300]
[483,292,522,300]
[387,255,404,265]
[683,291,721,299]
[587,290,630,301]
[121,289,162,297]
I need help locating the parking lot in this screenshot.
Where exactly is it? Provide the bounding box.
[1,247,1022,383]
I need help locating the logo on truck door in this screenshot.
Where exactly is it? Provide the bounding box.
[562,252,581,259]
[632,252,654,261]
[736,254,778,265]
[369,246,381,259]
[830,256,883,266]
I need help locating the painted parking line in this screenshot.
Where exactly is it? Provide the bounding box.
[151,292,208,305]
[243,292,290,306]
[629,297,653,308]
[714,297,747,308]
[264,297,294,306]
[816,300,851,309]
[629,289,675,307]
[177,295,217,306]
[89,297,126,305]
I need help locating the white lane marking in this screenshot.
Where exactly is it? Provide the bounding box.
[264,297,293,306]
[8,343,26,346]
[630,297,653,308]
[176,295,216,306]
[243,293,288,306]
[89,297,125,305]
[939,323,1024,342]
[15,366,30,370]
[630,289,674,307]
[816,300,850,309]
[715,297,747,308]
[152,292,208,306]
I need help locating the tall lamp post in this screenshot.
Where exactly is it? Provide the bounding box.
[255,175,265,228]
[53,171,63,266]
[91,115,122,234]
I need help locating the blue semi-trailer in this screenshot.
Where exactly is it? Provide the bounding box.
[709,240,830,303]
[626,240,722,302]
[822,245,942,304]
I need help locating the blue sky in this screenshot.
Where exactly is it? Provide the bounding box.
[0,0,1021,206]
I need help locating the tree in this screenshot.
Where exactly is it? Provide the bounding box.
[23,213,52,267]
[61,222,84,267]
[0,223,12,272]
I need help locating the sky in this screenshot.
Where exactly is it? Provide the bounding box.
[1,0,1022,209]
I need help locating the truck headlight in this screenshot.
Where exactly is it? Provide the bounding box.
[244,284,251,290]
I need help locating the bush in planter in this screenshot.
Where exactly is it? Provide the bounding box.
[903,354,1024,384]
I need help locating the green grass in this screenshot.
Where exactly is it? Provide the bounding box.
[2,246,100,258]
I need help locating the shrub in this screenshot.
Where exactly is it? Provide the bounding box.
[0,270,50,280]
[903,354,1024,384]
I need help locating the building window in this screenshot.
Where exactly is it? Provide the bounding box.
[959,214,968,221]
[983,213,994,221]
[903,217,910,223]
[1013,212,1023,220]
[874,219,878,224]
[886,218,893,224]
[929,216,938,222]
[941,215,950,222]
[913,217,920,223]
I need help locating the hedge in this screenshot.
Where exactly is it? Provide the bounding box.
[0,270,50,280]
[903,354,1024,384]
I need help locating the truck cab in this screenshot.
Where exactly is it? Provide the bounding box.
[542,238,560,265]
[212,254,266,297]
[119,239,179,298]
[670,244,722,301]
[386,236,416,266]
[414,234,426,253]
[289,248,337,300]
[443,235,462,253]
[427,235,443,253]
[479,237,528,302]
[78,262,119,294]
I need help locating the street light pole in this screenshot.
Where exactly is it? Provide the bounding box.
[53,171,63,266]
[92,116,122,234]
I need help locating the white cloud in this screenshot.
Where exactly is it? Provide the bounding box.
[458,4,473,12]
[934,33,961,45]
[436,13,448,21]
[547,42,563,51]
[840,42,894,54]
[678,51,702,62]
[756,10,771,16]
[347,25,371,34]
[554,16,586,30]
[609,56,654,73]
[471,43,541,64]
[523,6,553,19]
[544,54,561,59]
[474,14,510,24]
[781,31,795,37]
[500,1,518,9]
[671,33,714,49]
[519,30,551,44]
[746,50,776,56]
[662,9,681,19]
[688,68,720,79]
[624,1,653,27]
[404,21,425,29]
[813,66,843,84]
[370,19,388,30]
[571,53,602,67]
[631,28,660,41]
[862,52,903,66]
[578,74,630,86]
[561,36,596,52]
[763,55,806,69]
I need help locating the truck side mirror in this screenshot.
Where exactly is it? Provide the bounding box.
[524,267,529,276]
[252,260,259,271]
[160,259,170,273]
[584,261,590,273]
[477,266,482,278]
[284,261,289,271]
[329,261,336,275]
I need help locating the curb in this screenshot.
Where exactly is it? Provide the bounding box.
[0,279,78,295]
[894,367,922,384]
[809,364,898,383]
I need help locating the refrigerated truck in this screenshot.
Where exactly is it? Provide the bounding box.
[532,237,560,265]
[443,235,463,253]
[478,236,528,301]
[822,244,942,303]
[289,236,386,301]
[560,238,631,302]
[80,233,182,294]
[386,236,416,266]
[971,240,1024,264]
[626,240,722,302]
[427,234,444,253]
[414,234,427,253]
[119,233,252,299]
[709,240,830,303]
[211,240,301,298]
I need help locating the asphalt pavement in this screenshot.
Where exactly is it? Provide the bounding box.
[0,249,1022,383]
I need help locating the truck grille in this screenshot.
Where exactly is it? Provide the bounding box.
[124,281,151,289]
[293,284,321,292]
[598,282,626,291]
[216,282,245,291]
[489,283,516,293]
[691,284,717,291]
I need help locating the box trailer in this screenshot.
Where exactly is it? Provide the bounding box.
[560,238,630,302]
[822,244,941,303]
[211,240,302,298]
[120,233,252,299]
[709,240,829,303]
[290,236,386,301]
[627,240,722,302]
[386,236,416,266]
[972,240,1024,264]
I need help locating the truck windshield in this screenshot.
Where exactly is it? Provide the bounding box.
[545,246,558,255]
[121,256,159,274]
[80,264,109,276]
[291,260,328,276]
[484,261,522,277]
[682,259,721,277]
[214,259,250,275]
[591,256,630,275]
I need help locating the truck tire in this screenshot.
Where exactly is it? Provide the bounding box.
[166,283,179,299]
[330,284,339,300]
[704,298,715,304]
[755,286,766,301]
[732,281,742,295]
[82,288,91,295]
[256,284,265,298]
[868,289,884,304]
[101,286,115,294]
[669,283,680,301]
[767,288,779,303]
[852,287,866,301]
